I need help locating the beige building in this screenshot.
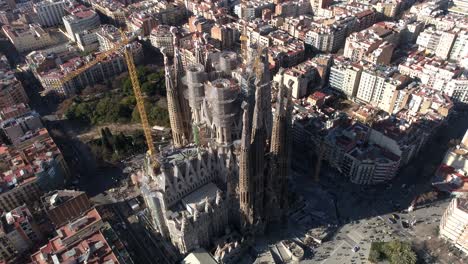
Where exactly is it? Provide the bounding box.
[91,0,126,26]
[373,1,401,19]
[328,57,363,98]
[150,25,174,55]
[2,23,54,52]
[273,59,319,99]
[343,23,398,65]
[440,198,468,254]
[416,27,457,60]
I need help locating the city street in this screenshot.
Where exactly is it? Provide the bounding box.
[281,111,468,263]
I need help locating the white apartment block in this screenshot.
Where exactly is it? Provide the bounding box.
[449,29,468,62]
[234,2,275,21]
[63,6,100,42]
[447,78,468,105]
[305,25,346,53]
[2,23,54,52]
[34,0,69,27]
[398,53,459,91]
[329,58,363,97]
[356,66,395,103]
[450,0,468,15]
[416,28,457,59]
[75,29,99,52]
[440,198,468,255]
[342,145,400,185]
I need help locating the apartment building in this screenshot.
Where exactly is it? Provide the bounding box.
[344,23,399,65]
[2,205,43,253]
[268,30,306,69]
[150,25,174,55]
[310,0,332,12]
[41,190,92,227]
[447,77,468,104]
[211,24,235,50]
[0,104,30,121]
[37,41,143,97]
[63,4,100,42]
[450,0,468,15]
[449,29,468,62]
[0,111,43,144]
[0,55,28,110]
[34,0,68,27]
[2,23,54,52]
[275,0,311,17]
[369,109,447,166]
[355,64,400,107]
[0,205,43,262]
[398,50,462,91]
[439,198,468,254]
[126,12,158,36]
[328,57,363,97]
[91,0,126,26]
[293,108,403,185]
[75,28,100,52]
[0,128,70,211]
[343,143,400,185]
[127,0,186,26]
[373,0,402,19]
[305,23,346,53]
[416,27,457,59]
[31,208,133,264]
[273,58,319,98]
[234,1,275,21]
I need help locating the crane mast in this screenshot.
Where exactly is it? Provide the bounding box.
[121,33,159,171]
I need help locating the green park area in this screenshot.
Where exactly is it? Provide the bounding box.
[369,240,417,264]
[65,66,169,127]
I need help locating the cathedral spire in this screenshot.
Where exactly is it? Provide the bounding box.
[239,102,253,229]
[171,27,184,87]
[171,27,192,142]
[162,48,186,148]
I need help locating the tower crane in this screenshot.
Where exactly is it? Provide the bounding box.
[120,32,159,171]
[48,30,159,171]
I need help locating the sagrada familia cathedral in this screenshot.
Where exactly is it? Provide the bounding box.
[140,27,293,255]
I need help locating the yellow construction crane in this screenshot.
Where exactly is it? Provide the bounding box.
[120,31,159,171]
[48,30,159,171]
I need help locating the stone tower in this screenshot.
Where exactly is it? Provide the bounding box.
[239,102,254,230]
[266,77,292,225]
[162,49,187,148]
[250,80,267,229]
[172,27,192,142]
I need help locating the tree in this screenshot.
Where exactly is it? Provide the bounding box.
[149,105,170,127]
[386,241,417,264]
[122,78,134,95]
[147,72,163,82]
[141,82,156,96]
